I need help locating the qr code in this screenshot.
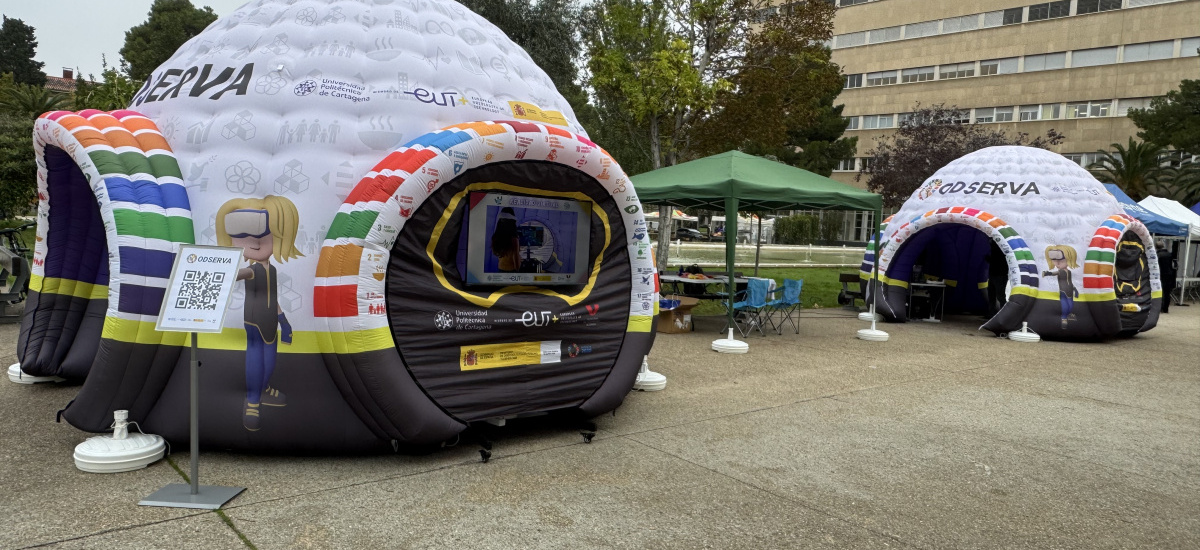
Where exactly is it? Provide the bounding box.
[175,270,225,310]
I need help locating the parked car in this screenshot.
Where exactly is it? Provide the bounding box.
[674,228,705,241]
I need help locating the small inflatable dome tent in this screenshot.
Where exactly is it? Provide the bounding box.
[860,146,1161,340]
[16,0,656,453]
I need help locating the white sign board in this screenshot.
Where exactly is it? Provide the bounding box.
[155,245,244,333]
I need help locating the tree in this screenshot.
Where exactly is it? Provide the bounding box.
[858,104,1065,208]
[120,0,218,82]
[1128,79,1200,156]
[0,16,46,87]
[0,75,38,219]
[1087,138,1172,201]
[693,2,854,176]
[72,57,140,111]
[0,80,68,119]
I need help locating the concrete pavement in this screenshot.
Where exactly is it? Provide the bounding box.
[2,306,1198,549]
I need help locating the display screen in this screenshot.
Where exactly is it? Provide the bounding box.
[462,191,592,286]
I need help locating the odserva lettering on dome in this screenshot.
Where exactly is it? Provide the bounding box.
[933,180,1042,197]
[404,87,463,107]
[132,63,255,106]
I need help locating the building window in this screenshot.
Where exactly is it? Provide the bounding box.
[866,70,898,86]
[939,62,975,79]
[868,26,902,44]
[905,21,940,39]
[863,114,894,129]
[1024,52,1066,72]
[845,116,860,130]
[994,107,1014,122]
[897,112,914,125]
[1077,0,1122,14]
[1028,1,1070,22]
[942,14,979,34]
[840,0,871,6]
[980,58,1019,75]
[1117,97,1154,116]
[835,158,857,171]
[1182,37,1200,57]
[974,108,995,123]
[1072,46,1118,67]
[1067,100,1111,118]
[845,73,863,89]
[833,31,866,49]
[949,111,971,124]
[1020,104,1062,121]
[860,157,875,171]
[901,66,935,83]
[1002,8,1023,25]
[982,11,1005,28]
[1123,41,1175,62]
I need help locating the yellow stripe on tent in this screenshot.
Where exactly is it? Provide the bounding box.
[100,318,395,353]
[1008,287,1117,302]
[30,275,108,300]
[627,315,653,333]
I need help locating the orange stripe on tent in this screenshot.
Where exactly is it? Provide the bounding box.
[988,218,1006,228]
[545,126,571,138]
[131,133,172,153]
[1084,263,1114,276]
[316,244,364,277]
[949,207,966,214]
[977,213,994,222]
[451,122,507,136]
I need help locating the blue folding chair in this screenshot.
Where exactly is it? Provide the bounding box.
[724,278,774,337]
[766,278,803,334]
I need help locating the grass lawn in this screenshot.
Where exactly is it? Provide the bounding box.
[669,266,860,316]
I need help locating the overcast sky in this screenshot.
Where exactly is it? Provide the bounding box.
[3,0,251,80]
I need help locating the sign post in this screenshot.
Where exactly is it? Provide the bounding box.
[140,245,246,509]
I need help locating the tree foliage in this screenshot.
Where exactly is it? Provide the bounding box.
[693,2,853,176]
[1087,138,1172,201]
[0,16,46,87]
[120,0,218,82]
[858,104,1066,208]
[73,57,141,111]
[0,74,39,218]
[1128,79,1200,156]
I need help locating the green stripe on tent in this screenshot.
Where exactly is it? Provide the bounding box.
[147,153,184,179]
[1085,250,1115,263]
[1014,250,1035,261]
[328,210,381,240]
[112,209,194,241]
[998,227,1018,238]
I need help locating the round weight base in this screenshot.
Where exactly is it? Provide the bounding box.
[8,363,64,385]
[633,369,667,391]
[74,433,166,473]
[1009,330,1041,343]
[856,328,890,342]
[857,311,882,322]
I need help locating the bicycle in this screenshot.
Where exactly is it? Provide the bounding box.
[0,221,36,308]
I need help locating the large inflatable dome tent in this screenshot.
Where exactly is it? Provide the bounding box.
[859,146,1161,340]
[15,0,656,453]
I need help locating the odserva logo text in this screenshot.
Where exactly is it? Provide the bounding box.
[919,178,1042,199]
[186,254,233,264]
[133,63,255,107]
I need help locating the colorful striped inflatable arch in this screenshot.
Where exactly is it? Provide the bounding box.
[858,146,1160,340]
[15,0,656,453]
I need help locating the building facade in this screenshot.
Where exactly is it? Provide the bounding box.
[827,0,1200,190]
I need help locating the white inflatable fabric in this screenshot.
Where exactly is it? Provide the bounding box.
[23,0,657,452]
[863,146,1161,339]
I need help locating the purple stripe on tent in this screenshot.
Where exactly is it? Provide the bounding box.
[44,145,110,286]
[117,284,166,316]
[118,247,175,279]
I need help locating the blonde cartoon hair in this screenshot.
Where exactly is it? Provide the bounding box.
[1044,245,1078,269]
[216,196,305,262]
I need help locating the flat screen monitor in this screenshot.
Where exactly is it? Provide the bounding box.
[462,191,592,286]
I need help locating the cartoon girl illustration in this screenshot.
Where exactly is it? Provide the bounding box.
[1041,245,1079,329]
[216,196,304,431]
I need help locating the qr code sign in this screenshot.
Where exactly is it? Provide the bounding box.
[175,270,226,310]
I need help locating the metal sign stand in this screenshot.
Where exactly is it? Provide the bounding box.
[140,333,244,509]
[140,244,247,509]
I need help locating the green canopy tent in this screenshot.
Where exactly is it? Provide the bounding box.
[630,151,883,336]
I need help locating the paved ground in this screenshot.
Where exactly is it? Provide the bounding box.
[2,306,1198,549]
